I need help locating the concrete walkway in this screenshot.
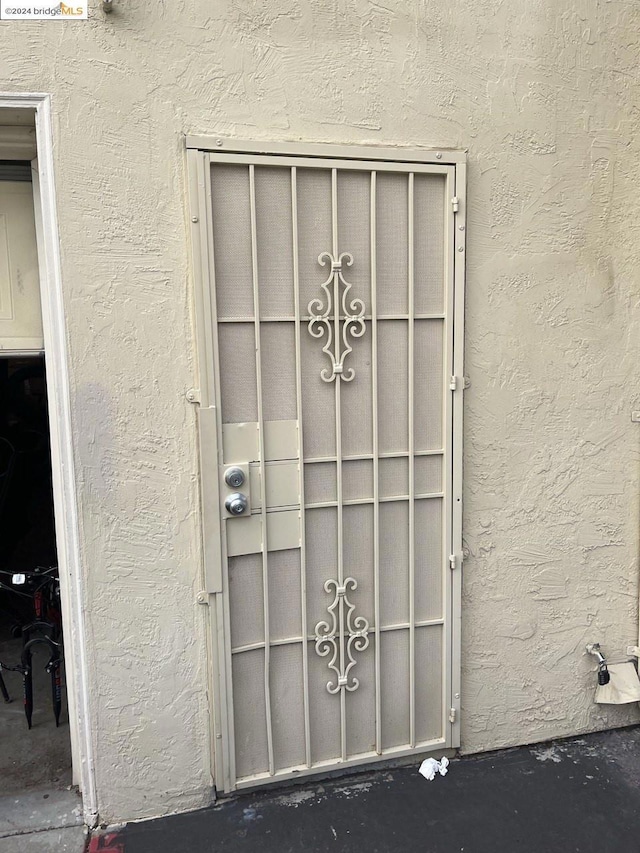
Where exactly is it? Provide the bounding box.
[0,789,86,852]
[95,727,640,853]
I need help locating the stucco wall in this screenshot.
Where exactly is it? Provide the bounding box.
[2,0,640,825]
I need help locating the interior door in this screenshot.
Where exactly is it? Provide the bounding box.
[190,146,464,793]
[0,177,43,352]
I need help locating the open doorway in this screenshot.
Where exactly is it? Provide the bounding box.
[0,354,71,791]
[0,150,72,795]
[0,98,95,826]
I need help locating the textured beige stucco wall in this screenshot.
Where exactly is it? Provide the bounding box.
[2,0,640,825]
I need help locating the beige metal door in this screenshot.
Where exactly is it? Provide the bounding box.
[189,142,465,793]
[0,179,43,352]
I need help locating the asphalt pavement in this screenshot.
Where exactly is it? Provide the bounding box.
[94,727,640,853]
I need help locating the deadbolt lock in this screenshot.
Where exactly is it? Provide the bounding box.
[220,462,251,519]
[224,466,246,489]
[225,492,249,516]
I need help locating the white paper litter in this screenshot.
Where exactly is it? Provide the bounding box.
[418,756,450,780]
[595,662,640,704]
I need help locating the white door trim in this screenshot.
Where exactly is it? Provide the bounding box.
[0,93,97,826]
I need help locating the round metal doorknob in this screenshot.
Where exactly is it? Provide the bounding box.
[225,492,248,516]
[224,466,245,488]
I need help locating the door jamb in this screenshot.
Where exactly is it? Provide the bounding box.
[0,93,98,826]
[450,161,466,749]
[187,148,231,794]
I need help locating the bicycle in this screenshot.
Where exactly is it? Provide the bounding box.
[0,565,63,728]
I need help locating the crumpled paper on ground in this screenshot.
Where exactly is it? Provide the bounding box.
[418,756,450,780]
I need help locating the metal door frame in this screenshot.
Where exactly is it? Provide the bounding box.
[186,138,466,794]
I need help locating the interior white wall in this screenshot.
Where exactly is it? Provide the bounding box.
[1,0,639,824]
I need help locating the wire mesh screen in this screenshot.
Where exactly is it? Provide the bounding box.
[209,158,453,789]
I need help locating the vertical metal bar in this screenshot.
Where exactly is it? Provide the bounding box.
[370,171,382,755]
[193,155,224,597]
[450,163,466,748]
[201,155,235,791]
[249,164,275,775]
[291,166,312,768]
[332,168,347,762]
[429,167,459,748]
[408,172,416,748]
[189,150,215,410]
[442,170,455,745]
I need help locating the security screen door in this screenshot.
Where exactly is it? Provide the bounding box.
[189,142,465,794]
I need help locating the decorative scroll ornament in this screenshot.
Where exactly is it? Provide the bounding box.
[308,251,367,382]
[314,577,370,694]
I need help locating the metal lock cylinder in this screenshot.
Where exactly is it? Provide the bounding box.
[225,492,248,516]
[225,466,246,489]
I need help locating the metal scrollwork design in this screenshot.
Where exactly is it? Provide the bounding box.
[314,577,370,694]
[308,251,367,382]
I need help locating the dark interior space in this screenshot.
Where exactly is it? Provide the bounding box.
[0,355,72,793]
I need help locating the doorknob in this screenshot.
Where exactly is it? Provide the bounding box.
[224,467,245,489]
[220,463,251,519]
[225,492,249,516]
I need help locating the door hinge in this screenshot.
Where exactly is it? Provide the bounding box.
[451,196,459,212]
[450,375,468,392]
[449,707,457,723]
[449,553,464,570]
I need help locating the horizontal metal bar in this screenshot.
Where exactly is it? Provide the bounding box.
[189,136,466,165]
[215,314,446,323]
[246,504,301,516]
[232,737,449,790]
[248,493,439,515]
[230,639,304,654]
[380,619,445,632]
[208,151,455,175]
[305,493,444,510]
[304,450,444,464]
[230,619,445,655]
